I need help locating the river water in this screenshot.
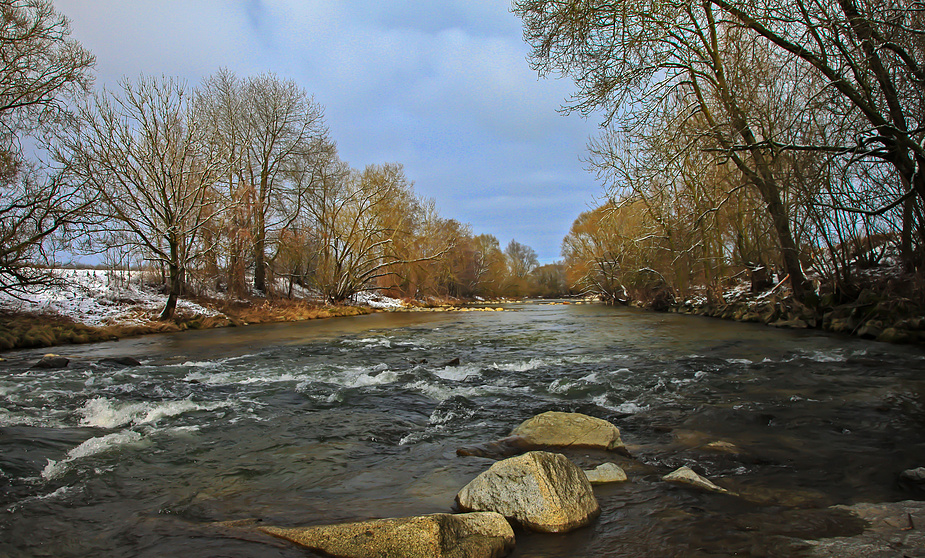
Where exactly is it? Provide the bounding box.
[2,302,924,557]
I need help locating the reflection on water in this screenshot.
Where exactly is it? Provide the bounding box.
[1,303,924,557]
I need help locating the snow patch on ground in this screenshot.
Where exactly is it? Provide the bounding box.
[0,268,220,326]
[0,269,408,328]
[352,291,406,309]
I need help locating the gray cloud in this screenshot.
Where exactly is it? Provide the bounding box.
[54,0,602,263]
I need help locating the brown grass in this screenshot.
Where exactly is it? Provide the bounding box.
[0,298,374,352]
[0,310,119,351]
[214,297,372,325]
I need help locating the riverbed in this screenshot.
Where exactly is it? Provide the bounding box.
[2,302,924,557]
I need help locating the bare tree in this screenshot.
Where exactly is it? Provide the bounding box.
[306,162,447,304]
[708,0,925,267]
[505,239,538,279]
[515,0,822,296]
[197,71,330,295]
[61,76,225,319]
[0,0,94,294]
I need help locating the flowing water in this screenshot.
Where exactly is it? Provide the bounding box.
[2,302,925,557]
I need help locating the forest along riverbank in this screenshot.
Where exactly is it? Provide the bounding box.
[2,303,924,557]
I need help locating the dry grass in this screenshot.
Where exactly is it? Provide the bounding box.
[0,310,119,351]
[0,298,374,352]
[213,297,373,325]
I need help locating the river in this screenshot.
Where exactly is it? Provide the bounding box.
[2,302,924,557]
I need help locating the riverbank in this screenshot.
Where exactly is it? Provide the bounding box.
[0,268,389,351]
[660,279,925,345]
[0,300,376,352]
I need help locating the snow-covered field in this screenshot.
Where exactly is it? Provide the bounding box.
[0,269,222,326]
[0,268,407,327]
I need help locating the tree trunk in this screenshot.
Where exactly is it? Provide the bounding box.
[159,257,182,321]
[254,236,266,293]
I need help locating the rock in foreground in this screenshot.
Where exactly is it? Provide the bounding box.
[456,451,600,533]
[801,500,925,557]
[259,512,514,558]
[510,411,625,452]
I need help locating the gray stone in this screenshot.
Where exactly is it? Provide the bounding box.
[857,321,885,339]
[509,411,625,452]
[583,462,627,484]
[662,466,731,495]
[900,467,925,483]
[801,500,925,557]
[456,451,600,533]
[259,512,514,558]
[32,355,69,369]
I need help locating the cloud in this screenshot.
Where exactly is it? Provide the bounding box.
[51,0,603,263]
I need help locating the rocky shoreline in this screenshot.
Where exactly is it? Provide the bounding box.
[667,288,925,345]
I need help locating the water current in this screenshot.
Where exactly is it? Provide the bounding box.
[2,302,925,557]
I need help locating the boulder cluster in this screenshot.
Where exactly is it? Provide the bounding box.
[254,411,724,557]
[243,410,924,556]
[671,289,925,344]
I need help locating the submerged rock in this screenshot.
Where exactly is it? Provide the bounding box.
[456,451,600,533]
[800,500,925,557]
[583,462,627,484]
[456,437,528,459]
[702,440,744,455]
[662,466,731,495]
[32,355,69,369]
[510,411,625,453]
[900,467,925,484]
[99,356,142,367]
[259,512,514,558]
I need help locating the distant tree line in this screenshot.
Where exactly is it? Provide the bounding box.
[515,0,925,306]
[0,1,571,319]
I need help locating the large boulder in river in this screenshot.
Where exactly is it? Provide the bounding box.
[259,512,514,558]
[32,355,69,369]
[510,411,625,452]
[455,451,600,533]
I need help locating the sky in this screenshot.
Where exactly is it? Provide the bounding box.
[53,0,604,264]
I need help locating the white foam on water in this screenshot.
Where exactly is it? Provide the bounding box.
[547,378,575,394]
[797,350,847,363]
[591,395,647,414]
[578,372,601,383]
[78,397,228,428]
[548,371,607,395]
[432,364,481,381]
[0,384,20,396]
[0,407,67,428]
[492,358,551,372]
[726,358,754,365]
[398,431,428,445]
[42,430,144,480]
[5,485,79,513]
[341,337,393,348]
[179,360,223,368]
[350,369,402,387]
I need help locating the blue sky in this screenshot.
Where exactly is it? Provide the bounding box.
[54,1,604,263]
